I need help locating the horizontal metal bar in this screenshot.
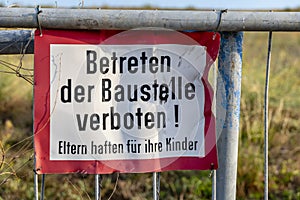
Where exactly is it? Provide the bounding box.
[0,8,300,31]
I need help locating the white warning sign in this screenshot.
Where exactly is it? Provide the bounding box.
[50,44,206,160]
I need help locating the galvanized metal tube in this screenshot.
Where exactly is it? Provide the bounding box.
[212,170,216,200]
[40,174,45,200]
[153,172,160,200]
[264,31,273,200]
[216,32,243,200]
[34,157,39,200]
[0,8,300,31]
[95,174,101,200]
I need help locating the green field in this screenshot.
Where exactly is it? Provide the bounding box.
[0,31,299,199]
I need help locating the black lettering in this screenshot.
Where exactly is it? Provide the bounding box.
[99,57,109,74]
[135,108,143,129]
[110,107,120,130]
[140,85,151,101]
[87,85,94,102]
[149,57,159,73]
[128,56,138,73]
[111,52,118,74]
[90,113,100,131]
[140,51,148,73]
[76,114,88,131]
[124,113,134,129]
[115,85,124,102]
[159,84,169,102]
[86,50,97,74]
[128,85,138,102]
[161,55,171,72]
[102,79,111,102]
[152,80,159,101]
[102,113,109,130]
[74,85,85,103]
[145,112,155,129]
[58,141,63,154]
[185,83,195,100]
[119,56,127,74]
[60,79,71,103]
[157,111,166,128]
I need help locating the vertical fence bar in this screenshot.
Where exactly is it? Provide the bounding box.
[95,174,101,200]
[153,172,160,200]
[212,170,216,200]
[216,32,243,200]
[264,31,272,200]
[34,156,39,200]
[40,174,45,200]
[212,49,218,200]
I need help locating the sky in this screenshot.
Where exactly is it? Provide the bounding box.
[1,0,300,10]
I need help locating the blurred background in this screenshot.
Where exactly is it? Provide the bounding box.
[0,1,300,199]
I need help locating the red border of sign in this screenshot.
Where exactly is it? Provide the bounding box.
[34,29,220,174]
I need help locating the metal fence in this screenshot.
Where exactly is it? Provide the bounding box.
[0,8,300,200]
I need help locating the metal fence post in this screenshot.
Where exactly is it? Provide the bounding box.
[95,174,100,200]
[264,31,273,200]
[216,32,243,200]
[34,157,39,200]
[153,172,160,200]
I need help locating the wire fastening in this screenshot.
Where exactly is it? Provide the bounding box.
[35,5,43,36]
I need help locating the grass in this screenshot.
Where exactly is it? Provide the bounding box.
[239,32,300,199]
[0,32,300,199]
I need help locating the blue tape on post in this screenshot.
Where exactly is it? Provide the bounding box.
[217,32,243,129]
[216,32,243,200]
